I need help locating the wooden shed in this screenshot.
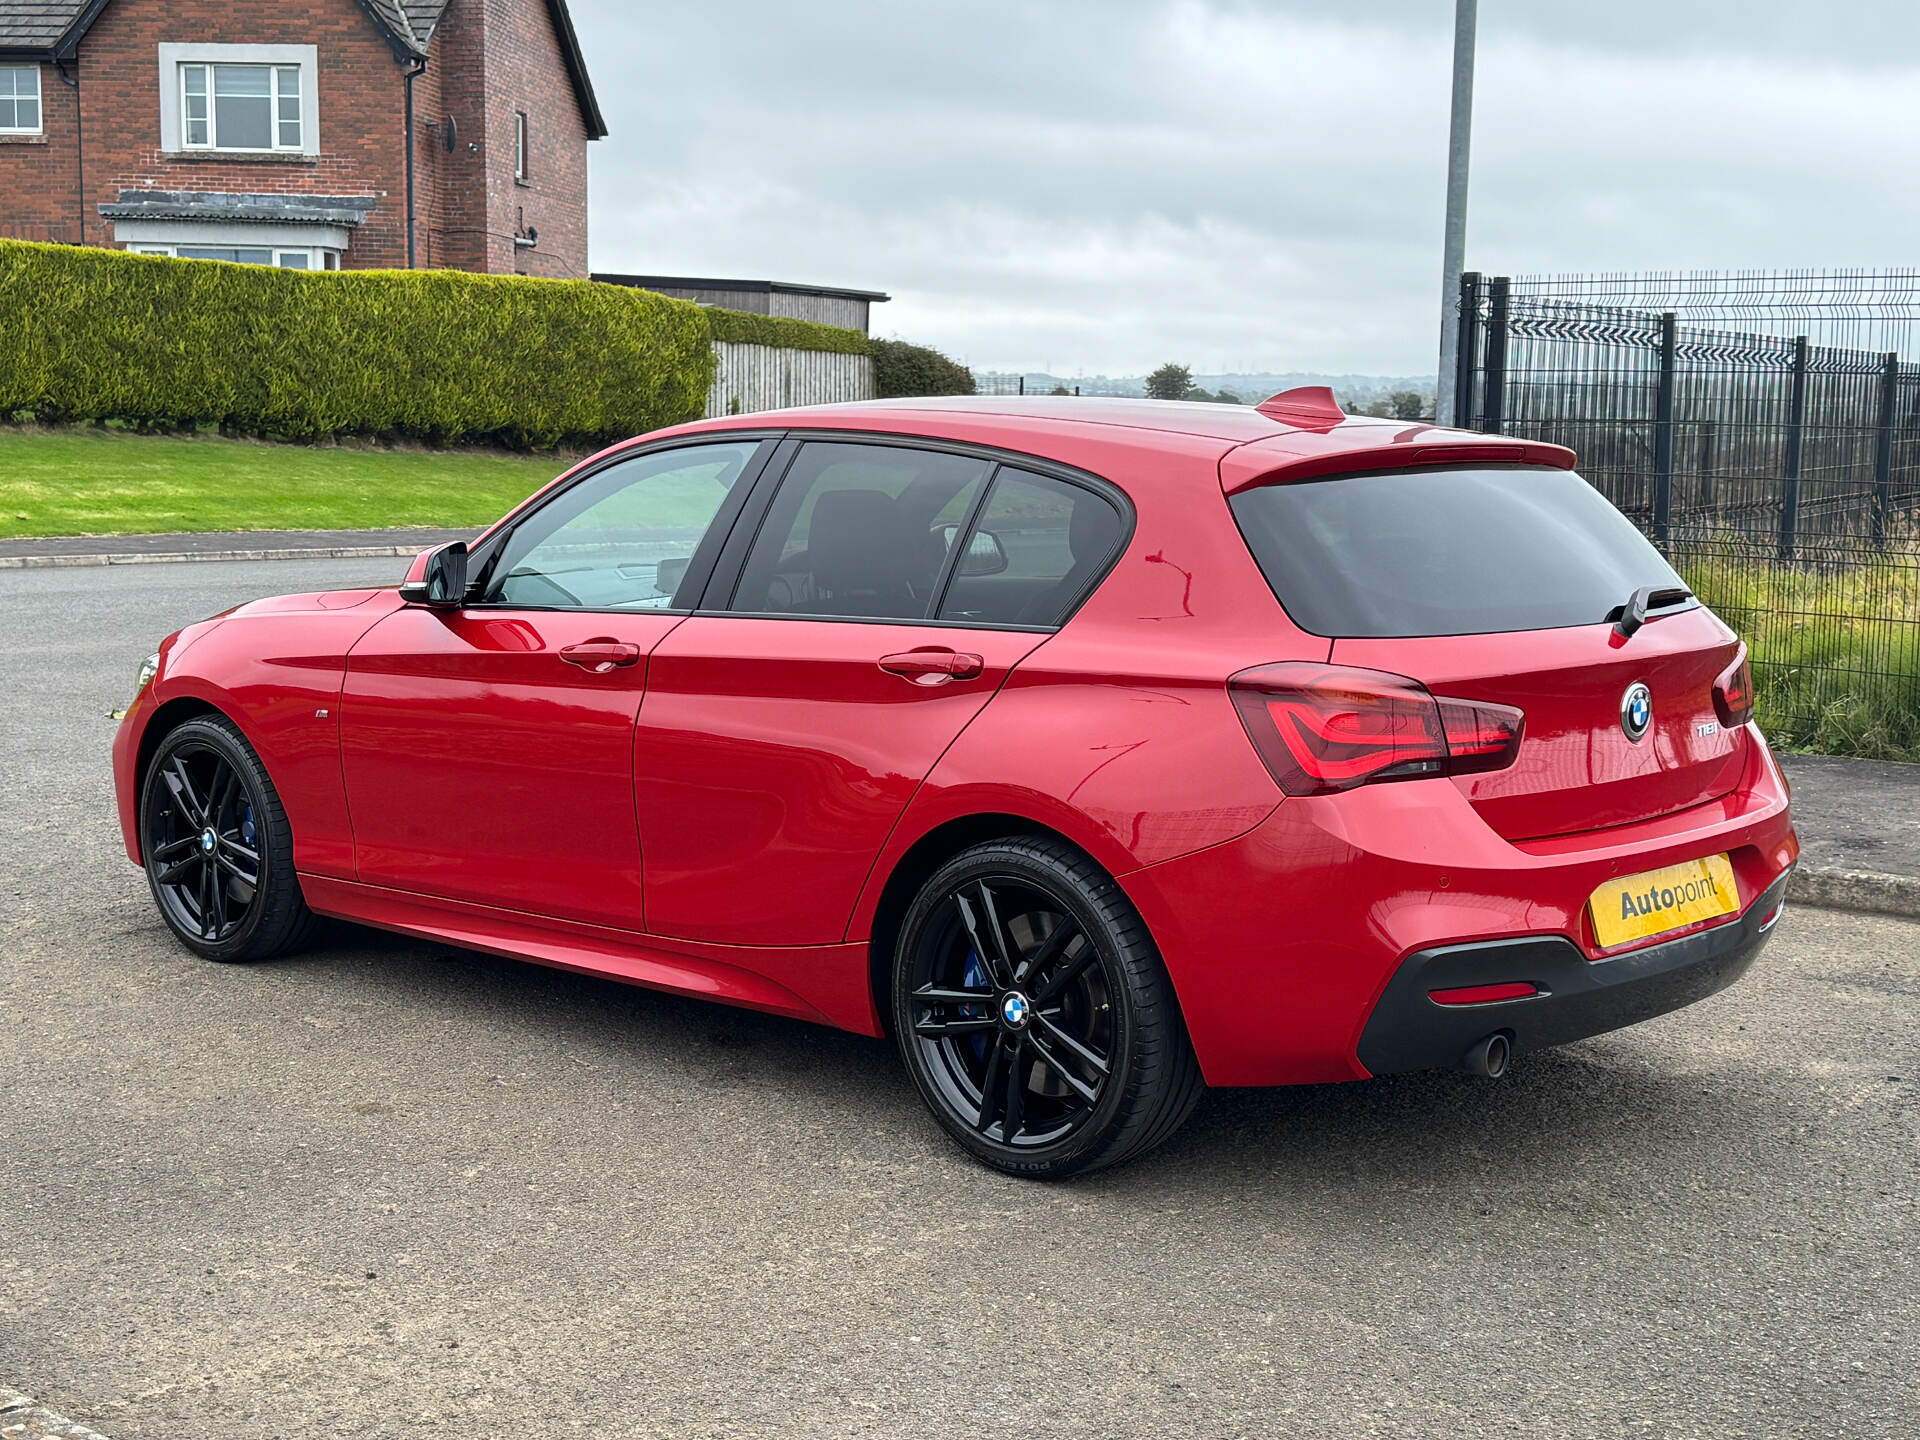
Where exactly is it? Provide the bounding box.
[593,274,890,335]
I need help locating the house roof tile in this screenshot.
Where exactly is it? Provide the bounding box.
[0,0,88,53]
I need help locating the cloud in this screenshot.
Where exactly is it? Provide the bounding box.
[571,0,1920,376]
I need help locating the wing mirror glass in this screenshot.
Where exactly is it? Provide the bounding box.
[655,555,691,599]
[399,541,469,608]
[935,525,1009,577]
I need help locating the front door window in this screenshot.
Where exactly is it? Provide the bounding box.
[485,442,761,611]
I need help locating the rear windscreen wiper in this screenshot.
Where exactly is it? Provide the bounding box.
[1610,585,1692,639]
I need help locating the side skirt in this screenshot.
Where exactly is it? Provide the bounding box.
[299,873,878,1033]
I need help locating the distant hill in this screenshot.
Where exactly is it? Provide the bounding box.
[971,371,1437,404]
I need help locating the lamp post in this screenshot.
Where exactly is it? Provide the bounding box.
[1434,0,1477,426]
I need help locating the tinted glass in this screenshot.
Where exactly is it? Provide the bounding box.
[485,442,758,610]
[939,468,1123,628]
[1230,466,1687,638]
[731,442,989,620]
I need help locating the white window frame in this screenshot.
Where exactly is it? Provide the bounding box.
[0,63,42,135]
[156,44,318,156]
[514,111,529,182]
[128,243,335,270]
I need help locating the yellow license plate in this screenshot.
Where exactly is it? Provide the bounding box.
[1589,854,1739,949]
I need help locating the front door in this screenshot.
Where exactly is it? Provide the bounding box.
[340,438,768,930]
[635,441,1124,946]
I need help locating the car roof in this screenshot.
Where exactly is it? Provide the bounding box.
[673,394,1369,446]
[648,395,1579,499]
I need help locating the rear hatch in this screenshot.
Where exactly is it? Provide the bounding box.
[1230,464,1747,842]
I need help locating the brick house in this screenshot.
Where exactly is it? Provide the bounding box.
[0,0,604,276]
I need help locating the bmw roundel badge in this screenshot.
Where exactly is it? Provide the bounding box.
[1000,992,1031,1029]
[1621,682,1653,742]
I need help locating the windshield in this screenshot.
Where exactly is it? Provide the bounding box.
[1229,466,1687,638]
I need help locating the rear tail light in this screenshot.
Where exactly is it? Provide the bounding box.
[1713,645,1754,729]
[1228,663,1525,797]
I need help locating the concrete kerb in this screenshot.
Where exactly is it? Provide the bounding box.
[0,543,423,569]
[1788,866,1920,921]
[0,1386,114,1440]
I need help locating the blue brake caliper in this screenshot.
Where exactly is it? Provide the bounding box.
[963,949,989,1059]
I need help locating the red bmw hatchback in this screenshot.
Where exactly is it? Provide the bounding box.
[113,391,1798,1177]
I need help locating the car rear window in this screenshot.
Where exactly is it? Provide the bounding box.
[1229,466,1688,638]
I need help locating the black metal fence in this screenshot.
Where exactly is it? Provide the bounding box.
[971,374,1086,397]
[1456,271,1920,759]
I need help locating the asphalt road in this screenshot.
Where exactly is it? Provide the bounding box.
[2,558,1917,1440]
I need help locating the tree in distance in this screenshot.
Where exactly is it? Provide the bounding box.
[1145,363,1193,400]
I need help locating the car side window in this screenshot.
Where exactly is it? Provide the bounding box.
[484,442,759,610]
[938,468,1123,628]
[729,442,990,620]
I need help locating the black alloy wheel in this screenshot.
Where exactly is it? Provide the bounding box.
[140,715,320,963]
[893,837,1204,1179]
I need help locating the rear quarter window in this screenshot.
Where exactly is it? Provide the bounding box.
[1229,465,1687,638]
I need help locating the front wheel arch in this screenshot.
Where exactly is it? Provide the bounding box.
[133,697,229,856]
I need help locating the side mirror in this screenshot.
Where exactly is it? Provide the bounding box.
[935,525,1010,577]
[399,541,469,608]
[958,529,1008,577]
[655,556,691,598]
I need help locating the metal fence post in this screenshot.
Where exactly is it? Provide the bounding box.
[1873,351,1898,546]
[1481,276,1509,435]
[1652,311,1677,545]
[1778,335,1810,562]
[1454,271,1481,428]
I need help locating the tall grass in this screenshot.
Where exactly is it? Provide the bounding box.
[1682,539,1920,762]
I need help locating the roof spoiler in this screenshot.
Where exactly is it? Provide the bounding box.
[1221,435,1580,494]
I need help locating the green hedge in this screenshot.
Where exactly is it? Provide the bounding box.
[703,306,870,356]
[869,337,976,398]
[0,239,716,449]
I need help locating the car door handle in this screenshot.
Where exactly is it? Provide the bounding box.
[879,648,985,684]
[559,640,642,673]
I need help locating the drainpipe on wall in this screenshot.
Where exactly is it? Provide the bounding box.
[403,57,427,268]
[54,57,83,244]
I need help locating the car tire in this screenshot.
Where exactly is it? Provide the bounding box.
[891,836,1204,1179]
[139,714,322,964]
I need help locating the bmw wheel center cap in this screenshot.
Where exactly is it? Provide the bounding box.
[1000,992,1032,1029]
[1621,682,1653,742]
[201,828,218,853]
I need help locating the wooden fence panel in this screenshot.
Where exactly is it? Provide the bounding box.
[705,342,873,418]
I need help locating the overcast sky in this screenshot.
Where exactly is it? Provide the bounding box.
[571,1,1920,379]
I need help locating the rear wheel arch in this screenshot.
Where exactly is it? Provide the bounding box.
[866,813,1111,1039]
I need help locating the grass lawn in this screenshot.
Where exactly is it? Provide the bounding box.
[0,426,574,538]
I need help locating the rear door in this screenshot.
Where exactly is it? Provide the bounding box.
[635,441,1125,945]
[1230,465,1746,841]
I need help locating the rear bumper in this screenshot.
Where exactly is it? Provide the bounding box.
[1117,728,1798,1087]
[1356,870,1788,1076]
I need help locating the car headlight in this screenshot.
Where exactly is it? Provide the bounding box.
[132,651,160,703]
